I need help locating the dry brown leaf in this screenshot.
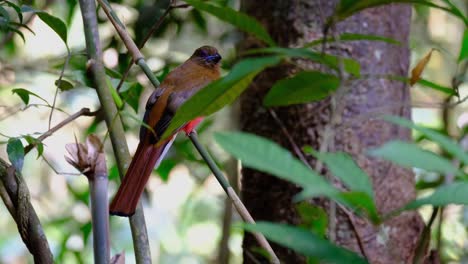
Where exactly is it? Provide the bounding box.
[410,49,435,86]
[64,134,106,179]
[110,252,125,264]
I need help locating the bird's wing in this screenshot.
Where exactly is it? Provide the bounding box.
[139,87,166,142]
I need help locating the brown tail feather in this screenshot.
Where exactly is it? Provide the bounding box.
[110,142,167,217]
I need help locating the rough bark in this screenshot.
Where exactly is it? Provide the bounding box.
[0,158,53,263]
[238,1,425,263]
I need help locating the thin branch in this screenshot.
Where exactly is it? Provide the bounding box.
[48,52,72,129]
[25,107,97,155]
[78,1,151,262]
[115,0,190,91]
[96,0,160,89]
[188,131,280,264]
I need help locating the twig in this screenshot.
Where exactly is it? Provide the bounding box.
[413,207,439,264]
[78,1,151,263]
[49,52,72,129]
[24,108,97,155]
[0,159,53,263]
[188,131,280,264]
[115,0,189,91]
[96,0,160,89]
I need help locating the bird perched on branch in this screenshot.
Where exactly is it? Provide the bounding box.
[110,46,222,216]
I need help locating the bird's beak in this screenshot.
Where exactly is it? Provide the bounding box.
[206,53,222,63]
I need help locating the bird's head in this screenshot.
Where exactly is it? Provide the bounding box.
[190,45,222,68]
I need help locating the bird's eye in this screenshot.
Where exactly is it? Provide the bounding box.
[199,50,207,57]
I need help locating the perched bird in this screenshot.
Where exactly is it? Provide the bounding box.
[110,46,222,216]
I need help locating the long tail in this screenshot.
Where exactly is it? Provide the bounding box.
[110,138,174,216]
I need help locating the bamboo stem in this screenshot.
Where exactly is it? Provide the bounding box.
[77,1,151,263]
[89,174,110,264]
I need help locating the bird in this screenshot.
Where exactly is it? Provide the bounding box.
[110,46,222,216]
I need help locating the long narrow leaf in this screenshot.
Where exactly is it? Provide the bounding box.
[332,0,467,27]
[369,140,459,175]
[184,0,276,46]
[404,182,468,210]
[246,47,360,76]
[305,32,400,47]
[244,222,367,264]
[383,116,468,164]
[263,71,340,106]
[162,56,282,139]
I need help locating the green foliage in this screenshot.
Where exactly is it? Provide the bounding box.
[163,56,282,139]
[403,182,468,210]
[185,0,276,46]
[263,71,340,106]
[7,138,24,171]
[24,135,44,158]
[243,222,367,263]
[319,152,373,197]
[11,88,48,105]
[296,202,328,238]
[214,132,336,193]
[54,79,74,91]
[21,6,68,47]
[215,132,380,222]
[247,47,361,76]
[332,0,468,27]
[305,32,401,47]
[120,82,144,113]
[369,140,460,175]
[383,116,468,164]
[155,159,177,182]
[459,28,468,62]
[417,78,457,95]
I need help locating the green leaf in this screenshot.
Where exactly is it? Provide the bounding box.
[417,78,456,95]
[215,132,337,195]
[243,222,367,263]
[22,6,68,45]
[3,1,23,23]
[0,6,11,24]
[248,47,360,76]
[55,79,74,91]
[383,116,468,165]
[5,24,25,42]
[383,75,455,95]
[120,82,144,113]
[404,182,468,210]
[332,0,468,27]
[24,135,44,158]
[459,28,468,62]
[369,140,459,175]
[12,88,48,105]
[185,0,276,46]
[296,202,328,237]
[337,191,380,223]
[312,151,374,199]
[155,159,177,182]
[37,12,67,44]
[162,56,282,139]
[305,32,400,47]
[7,138,24,171]
[263,71,340,106]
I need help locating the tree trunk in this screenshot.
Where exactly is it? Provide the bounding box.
[238,1,425,263]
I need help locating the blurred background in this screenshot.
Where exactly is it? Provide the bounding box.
[0,0,466,263]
